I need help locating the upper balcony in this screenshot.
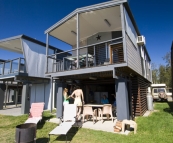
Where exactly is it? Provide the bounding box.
[46,37,125,74]
[45,4,128,76]
[0,58,27,79]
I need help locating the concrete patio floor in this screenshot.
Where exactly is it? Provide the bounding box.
[0,105,22,116]
[48,117,131,135]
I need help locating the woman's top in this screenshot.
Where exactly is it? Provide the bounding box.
[101,98,109,104]
[63,94,69,103]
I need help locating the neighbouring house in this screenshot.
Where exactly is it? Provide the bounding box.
[171,41,173,94]
[0,35,69,114]
[44,0,152,120]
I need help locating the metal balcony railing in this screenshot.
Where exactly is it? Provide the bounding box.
[0,58,26,76]
[46,37,124,73]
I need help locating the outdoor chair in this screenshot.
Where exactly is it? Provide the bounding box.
[25,102,44,124]
[49,104,77,143]
[83,105,97,124]
[98,104,113,123]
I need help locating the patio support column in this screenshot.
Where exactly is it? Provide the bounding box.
[76,13,79,69]
[120,4,127,62]
[116,78,130,120]
[0,84,5,110]
[56,80,66,118]
[50,77,53,113]
[4,82,8,108]
[21,83,30,114]
[52,79,56,109]
[46,33,49,73]
[15,83,19,107]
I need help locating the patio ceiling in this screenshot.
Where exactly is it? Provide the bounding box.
[0,37,23,54]
[49,6,121,46]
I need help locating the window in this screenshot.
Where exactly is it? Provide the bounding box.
[153,89,157,93]
[166,88,172,93]
[158,88,165,93]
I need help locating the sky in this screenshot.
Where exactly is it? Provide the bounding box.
[0,0,173,66]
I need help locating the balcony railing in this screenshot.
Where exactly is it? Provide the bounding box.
[46,37,124,73]
[0,58,26,76]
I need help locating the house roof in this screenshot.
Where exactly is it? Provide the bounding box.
[45,0,128,34]
[0,35,63,54]
[44,1,141,35]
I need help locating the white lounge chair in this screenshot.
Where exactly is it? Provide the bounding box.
[25,102,44,124]
[48,104,77,143]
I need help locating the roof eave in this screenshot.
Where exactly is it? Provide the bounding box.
[0,35,63,52]
[44,0,127,34]
[0,35,23,43]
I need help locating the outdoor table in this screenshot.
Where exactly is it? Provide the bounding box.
[84,104,104,107]
[84,104,104,120]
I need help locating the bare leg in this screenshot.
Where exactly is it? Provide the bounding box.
[77,106,82,120]
[78,106,82,116]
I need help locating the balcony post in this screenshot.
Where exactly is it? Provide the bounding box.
[46,33,49,73]
[24,58,26,73]
[10,60,12,73]
[86,52,88,68]
[18,58,21,72]
[76,13,79,69]
[94,46,96,66]
[2,62,5,75]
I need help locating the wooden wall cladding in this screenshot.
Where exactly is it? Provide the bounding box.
[131,76,150,117]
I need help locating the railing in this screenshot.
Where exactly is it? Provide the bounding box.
[46,37,124,73]
[0,58,26,76]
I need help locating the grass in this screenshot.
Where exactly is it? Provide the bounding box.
[1,102,173,143]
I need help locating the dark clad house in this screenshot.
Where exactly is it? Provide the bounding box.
[171,42,173,94]
[45,0,152,120]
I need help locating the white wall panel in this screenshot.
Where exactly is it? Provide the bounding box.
[22,39,47,77]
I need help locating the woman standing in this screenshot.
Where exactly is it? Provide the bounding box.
[70,86,84,119]
[63,88,71,105]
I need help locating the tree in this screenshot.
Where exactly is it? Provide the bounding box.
[151,52,172,88]
[163,52,171,67]
[151,63,159,84]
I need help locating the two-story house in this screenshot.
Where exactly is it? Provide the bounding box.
[44,0,152,120]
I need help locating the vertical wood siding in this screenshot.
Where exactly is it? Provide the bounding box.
[131,76,149,117]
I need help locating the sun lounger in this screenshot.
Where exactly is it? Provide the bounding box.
[48,104,77,143]
[25,102,44,124]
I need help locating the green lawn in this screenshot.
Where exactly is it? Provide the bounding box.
[1,102,173,143]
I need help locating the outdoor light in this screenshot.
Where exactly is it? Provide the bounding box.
[89,76,97,80]
[71,30,77,35]
[104,19,111,27]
